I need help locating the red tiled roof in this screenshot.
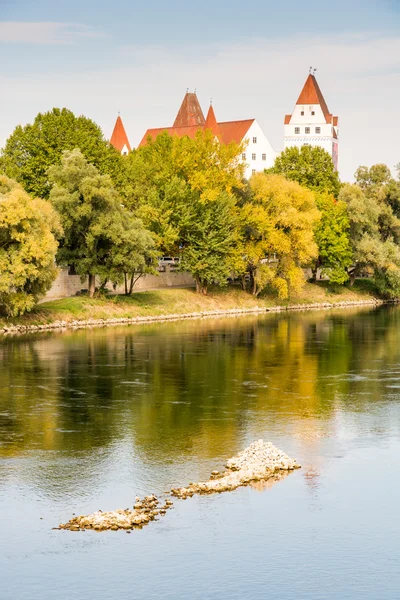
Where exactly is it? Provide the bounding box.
[217,119,254,144]
[284,114,291,124]
[173,92,205,128]
[204,104,220,136]
[333,116,339,126]
[139,119,255,148]
[138,125,200,148]
[110,115,131,153]
[297,74,331,123]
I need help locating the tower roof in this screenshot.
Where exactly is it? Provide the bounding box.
[173,92,205,128]
[110,115,131,153]
[296,74,330,119]
[204,104,220,136]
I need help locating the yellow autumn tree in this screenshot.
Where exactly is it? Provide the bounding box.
[0,176,62,316]
[238,173,320,298]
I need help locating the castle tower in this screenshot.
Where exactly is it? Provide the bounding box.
[204,103,220,137]
[110,115,131,155]
[173,91,205,128]
[284,72,339,170]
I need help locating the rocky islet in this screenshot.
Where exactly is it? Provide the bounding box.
[56,440,300,532]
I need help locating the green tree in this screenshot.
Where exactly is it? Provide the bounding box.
[312,193,352,284]
[0,176,61,316]
[124,130,245,255]
[179,192,239,294]
[237,173,320,298]
[0,108,124,199]
[103,212,158,296]
[48,149,154,297]
[339,183,400,297]
[268,145,341,197]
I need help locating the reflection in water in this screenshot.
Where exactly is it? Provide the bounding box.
[2,306,400,600]
[1,305,400,495]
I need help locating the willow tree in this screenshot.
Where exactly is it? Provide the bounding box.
[0,176,61,316]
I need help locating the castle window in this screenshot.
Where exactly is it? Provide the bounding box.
[252,169,256,175]
[252,137,257,144]
[252,153,256,160]
[305,127,310,134]
[262,153,266,161]
[295,127,300,134]
[301,111,304,116]
[242,153,246,160]
[311,111,315,116]
[315,127,321,134]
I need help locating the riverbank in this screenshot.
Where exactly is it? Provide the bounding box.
[0,281,392,335]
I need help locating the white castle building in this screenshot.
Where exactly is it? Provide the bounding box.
[111,92,277,179]
[110,72,338,175]
[284,72,339,170]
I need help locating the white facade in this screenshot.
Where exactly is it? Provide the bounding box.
[284,94,339,170]
[240,120,277,179]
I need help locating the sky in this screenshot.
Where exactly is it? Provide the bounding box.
[0,0,399,181]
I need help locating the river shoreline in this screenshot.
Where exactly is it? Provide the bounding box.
[0,296,392,336]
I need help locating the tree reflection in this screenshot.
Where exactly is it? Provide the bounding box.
[1,305,399,495]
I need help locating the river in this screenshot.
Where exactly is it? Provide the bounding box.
[1,306,400,599]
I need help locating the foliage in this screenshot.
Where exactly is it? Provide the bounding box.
[339,182,400,297]
[237,173,319,298]
[312,193,352,284]
[0,176,61,316]
[49,149,155,297]
[0,108,124,199]
[268,145,341,197]
[179,192,239,294]
[123,130,245,255]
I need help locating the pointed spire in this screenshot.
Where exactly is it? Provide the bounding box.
[110,115,131,154]
[173,91,205,128]
[204,103,220,136]
[296,74,330,118]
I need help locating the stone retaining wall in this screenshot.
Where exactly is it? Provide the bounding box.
[43,267,195,301]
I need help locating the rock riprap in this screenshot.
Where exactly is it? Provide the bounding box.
[57,495,172,532]
[171,440,300,499]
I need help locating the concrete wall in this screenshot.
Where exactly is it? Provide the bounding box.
[44,267,195,301]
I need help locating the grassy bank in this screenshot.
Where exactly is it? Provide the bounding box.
[0,280,385,330]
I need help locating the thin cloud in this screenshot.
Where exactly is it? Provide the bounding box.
[0,22,103,44]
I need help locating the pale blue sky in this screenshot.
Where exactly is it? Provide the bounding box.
[0,0,399,180]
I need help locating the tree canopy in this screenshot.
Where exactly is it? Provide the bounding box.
[0,108,124,199]
[49,149,155,297]
[0,176,61,316]
[237,173,320,298]
[312,193,352,285]
[268,145,341,197]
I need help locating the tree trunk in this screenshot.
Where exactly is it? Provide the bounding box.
[195,276,201,294]
[311,265,318,282]
[124,273,128,296]
[88,274,96,298]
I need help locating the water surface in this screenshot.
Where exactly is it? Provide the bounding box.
[1,306,400,599]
